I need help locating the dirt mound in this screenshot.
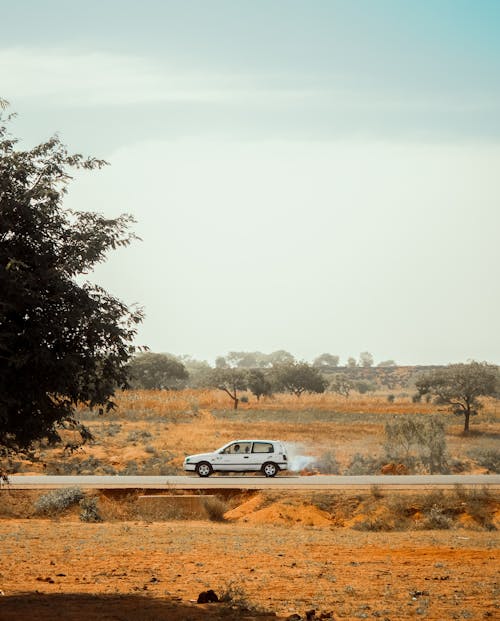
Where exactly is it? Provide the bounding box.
[225,495,332,526]
[224,493,264,520]
[246,502,332,526]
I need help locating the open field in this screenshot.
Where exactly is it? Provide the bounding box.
[1,390,499,620]
[0,515,498,620]
[7,389,497,477]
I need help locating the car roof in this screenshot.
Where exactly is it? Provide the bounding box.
[228,439,281,443]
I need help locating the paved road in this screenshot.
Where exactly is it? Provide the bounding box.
[2,474,499,491]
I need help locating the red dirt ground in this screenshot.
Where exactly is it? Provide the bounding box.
[0,517,498,620]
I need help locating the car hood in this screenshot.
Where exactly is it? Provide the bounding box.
[184,452,215,462]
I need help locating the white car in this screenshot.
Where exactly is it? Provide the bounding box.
[183,439,288,477]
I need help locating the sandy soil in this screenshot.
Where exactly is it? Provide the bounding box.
[0,517,498,621]
[2,391,498,620]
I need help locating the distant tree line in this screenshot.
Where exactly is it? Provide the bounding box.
[125,353,500,431]
[126,352,329,409]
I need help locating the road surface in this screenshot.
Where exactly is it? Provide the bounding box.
[2,474,499,491]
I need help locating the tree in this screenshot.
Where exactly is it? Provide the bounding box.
[226,351,271,368]
[127,353,188,390]
[267,350,295,366]
[313,353,340,368]
[359,351,374,367]
[346,357,358,368]
[377,359,396,367]
[209,367,248,409]
[272,361,328,397]
[0,100,143,467]
[330,374,353,398]
[247,369,273,401]
[179,356,213,389]
[416,361,499,433]
[354,380,376,394]
[215,356,228,369]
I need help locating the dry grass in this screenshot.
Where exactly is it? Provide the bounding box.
[104,389,456,417]
[12,389,497,476]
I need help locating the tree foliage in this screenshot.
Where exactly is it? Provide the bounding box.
[209,367,248,409]
[246,369,273,400]
[313,353,340,368]
[225,351,270,368]
[218,350,295,368]
[330,374,353,398]
[0,101,143,462]
[127,353,188,390]
[359,351,374,367]
[272,361,328,397]
[267,349,295,366]
[178,355,213,389]
[416,361,499,433]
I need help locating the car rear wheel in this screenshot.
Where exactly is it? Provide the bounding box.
[262,462,278,477]
[196,462,213,477]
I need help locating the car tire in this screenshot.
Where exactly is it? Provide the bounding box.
[262,462,278,477]
[195,462,213,477]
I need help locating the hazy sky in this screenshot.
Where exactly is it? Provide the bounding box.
[2,0,499,365]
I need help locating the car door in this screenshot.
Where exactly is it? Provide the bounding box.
[217,441,253,471]
[250,441,276,470]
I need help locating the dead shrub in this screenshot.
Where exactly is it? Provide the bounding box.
[384,415,448,474]
[314,450,341,474]
[202,496,228,521]
[218,580,264,612]
[467,448,500,473]
[34,487,84,516]
[79,496,103,522]
[352,516,392,531]
[344,453,384,475]
[420,504,453,529]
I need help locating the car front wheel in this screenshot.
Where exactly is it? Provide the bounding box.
[196,462,213,477]
[262,462,278,477]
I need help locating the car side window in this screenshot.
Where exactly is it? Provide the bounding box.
[224,442,252,454]
[252,442,274,453]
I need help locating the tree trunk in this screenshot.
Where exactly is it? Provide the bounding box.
[464,408,470,434]
[233,397,239,410]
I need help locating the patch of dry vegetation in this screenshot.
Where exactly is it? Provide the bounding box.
[5,389,499,477]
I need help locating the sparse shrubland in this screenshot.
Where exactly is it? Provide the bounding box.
[344,453,385,475]
[466,447,500,473]
[384,415,449,473]
[3,387,496,477]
